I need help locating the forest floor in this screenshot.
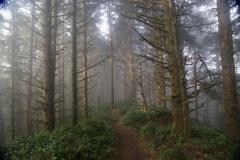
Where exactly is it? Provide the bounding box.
[111,108,147,160]
[113,124,145,160]
[112,123,146,160]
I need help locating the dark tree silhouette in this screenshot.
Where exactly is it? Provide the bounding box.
[0,0,6,4]
[231,0,240,11]
[0,0,7,7]
[233,0,240,6]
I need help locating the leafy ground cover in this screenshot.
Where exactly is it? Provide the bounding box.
[1,117,118,160]
[122,109,239,160]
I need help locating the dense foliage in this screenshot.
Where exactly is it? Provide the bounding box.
[122,109,238,160]
[121,109,171,131]
[3,118,118,160]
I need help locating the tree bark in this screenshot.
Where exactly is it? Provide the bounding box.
[43,0,55,131]
[83,0,89,118]
[10,1,16,140]
[128,21,136,104]
[139,63,147,112]
[26,0,35,136]
[108,4,115,109]
[0,96,4,143]
[193,52,199,122]
[155,48,166,110]
[72,0,78,125]
[217,0,240,142]
[162,0,189,136]
[61,19,66,124]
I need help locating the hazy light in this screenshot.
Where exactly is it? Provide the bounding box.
[0,9,11,20]
[1,62,11,68]
[19,6,31,16]
[97,12,109,38]
[2,28,9,36]
[96,5,110,39]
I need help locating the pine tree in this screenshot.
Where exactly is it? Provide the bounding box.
[217,0,240,142]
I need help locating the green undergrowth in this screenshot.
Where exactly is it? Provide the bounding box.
[122,108,171,131]
[3,117,118,160]
[122,109,239,160]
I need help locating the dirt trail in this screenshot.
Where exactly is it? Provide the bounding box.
[113,123,146,160]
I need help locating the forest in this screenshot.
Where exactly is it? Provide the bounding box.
[0,0,240,159]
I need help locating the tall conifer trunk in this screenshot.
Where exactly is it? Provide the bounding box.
[217,0,240,142]
[72,0,78,125]
[83,0,89,118]
[43,0,55,131]
[26,0,35,135]
[10,1,16,140]
[162,0,189,136]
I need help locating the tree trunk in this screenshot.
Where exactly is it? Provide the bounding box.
[0,96,4,143]
[128,21,136,104]
[53,0,62,126]
[217,0,240,142]
[72,0,78,125]
[108,4,115,109]
[139,63,147,112]
[162,0,188,136]
[147,73,151,105]
[177,28,190,136]
[83,0,89,118]
[43,0,55,131]
[10,1,16,140]
[193,52,199,122]
[61,19,66,124]
[26,0,35,136]
[155,49,166,111]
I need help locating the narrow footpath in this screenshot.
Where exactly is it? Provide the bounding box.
[112,123,146,160]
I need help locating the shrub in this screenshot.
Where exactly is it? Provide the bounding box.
[121,109,171,131]
[139,123,156,138]
[73,118,118,160]
[159,148,191,160]
[5,118,117,160]
[191,123,223,139]
[0,145,6,160]
[151,125,171,149]
[121,111,149,130]
[229,142,240,160]
[114,101,139,114]
[6,132,57,160]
